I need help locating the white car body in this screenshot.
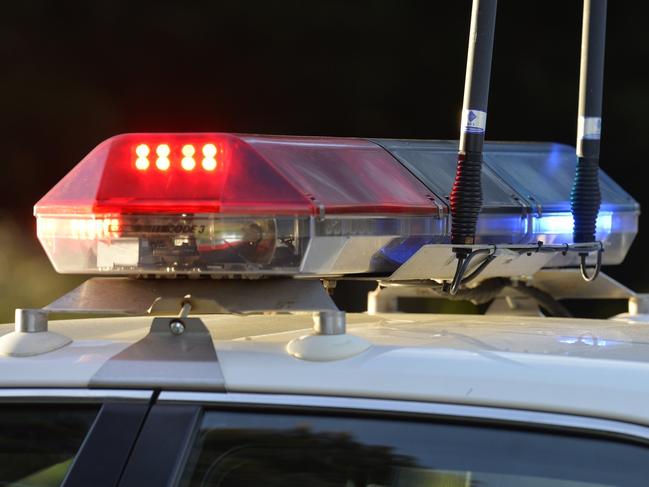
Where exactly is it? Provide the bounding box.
[2,312,648,428]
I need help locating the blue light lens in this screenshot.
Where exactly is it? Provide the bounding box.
[378,237,443,265]
[532,211,613,241]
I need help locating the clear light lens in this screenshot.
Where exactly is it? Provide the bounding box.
[35,213,447,276]
[38,216,121,240]
[36,214,308,275]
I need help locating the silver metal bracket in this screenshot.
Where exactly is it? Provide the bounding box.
[385,244,554,282]
[90,317,224,390]
[530,269,636,300]
[1,278,343,356]
[44,277,338,316]
[368,270,640,318]
[385,243,604,283]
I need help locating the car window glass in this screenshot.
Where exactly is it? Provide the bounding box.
[179,410,649,487]
[0,404,99,487]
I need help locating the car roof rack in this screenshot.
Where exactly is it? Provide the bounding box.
[44,277,338,316]
[0,278,374,360]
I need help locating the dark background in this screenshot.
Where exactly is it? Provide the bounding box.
[0,1,645,319]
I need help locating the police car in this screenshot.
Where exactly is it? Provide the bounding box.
[4,1,647,486]
[0,129,646,487]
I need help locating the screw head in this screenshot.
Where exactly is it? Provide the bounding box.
[169,320,185,336]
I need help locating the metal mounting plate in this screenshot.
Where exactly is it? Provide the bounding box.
[530,269,636,300]
[45,278,338,316]
[90,317,224,390]
[386,244,555,281]
[368,270,636,315]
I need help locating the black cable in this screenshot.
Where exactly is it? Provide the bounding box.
[512,282,572,317]
[448,254,467,295]
[461,253,496,285]
[385,276,571,317]
[400,277,508,304]
[449,248,493,295]
[450,277,510,304]
[443,277,570,316]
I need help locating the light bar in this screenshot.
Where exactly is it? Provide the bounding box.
[35,133,445,276]
[34,134,638,277]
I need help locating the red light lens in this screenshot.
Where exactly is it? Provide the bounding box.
[35,133,441,217]
[36,134,313,215]
[33,133,446,276]
[242,135,439,215]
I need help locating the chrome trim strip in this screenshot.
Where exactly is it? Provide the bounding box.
[158,391,649,442]
[0,388,153,402]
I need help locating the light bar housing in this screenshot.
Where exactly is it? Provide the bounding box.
[35,134,445,276]
[376,139,638,267]
[35,134,638,277]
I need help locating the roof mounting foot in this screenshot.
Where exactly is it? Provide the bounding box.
[367,285,399,314]
[286,310,370,361]
[628,295,649,316]
[486,296,543,317]
[313,310,346,335]
[0,309,72,357]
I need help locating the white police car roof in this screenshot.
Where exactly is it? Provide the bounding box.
[1,312,649,427]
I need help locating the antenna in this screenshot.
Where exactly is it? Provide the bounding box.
[571,0,607,280]
[448,0,497,294]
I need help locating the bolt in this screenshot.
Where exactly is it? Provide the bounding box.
[169,320,185,336]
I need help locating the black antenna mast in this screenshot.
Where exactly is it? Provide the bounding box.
[571,0,607,281]
[448,0,497,294]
